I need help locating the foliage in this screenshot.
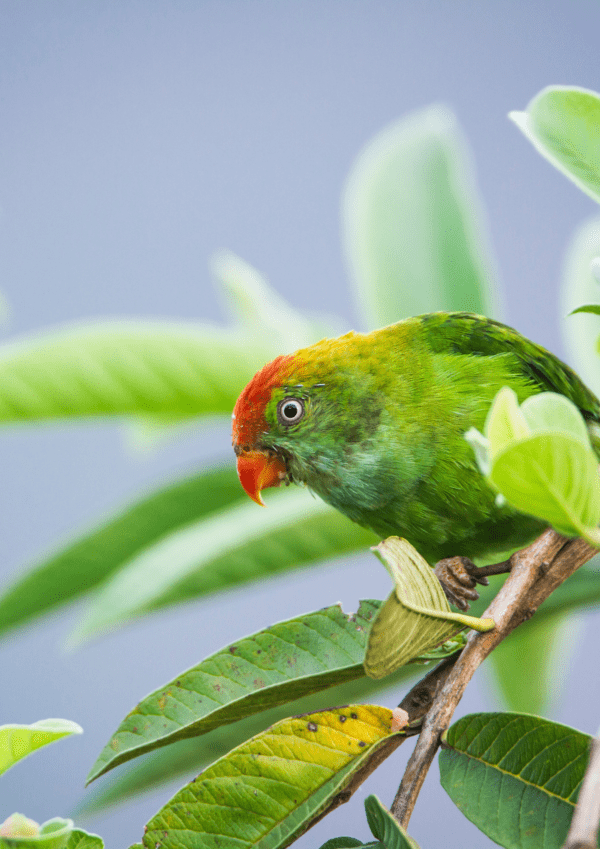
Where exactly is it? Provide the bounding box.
[4,85,600,847]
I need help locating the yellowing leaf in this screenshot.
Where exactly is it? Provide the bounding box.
[143,705,403,849]
[0,720,82,776]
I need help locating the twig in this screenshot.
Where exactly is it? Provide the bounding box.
[563,734,600,849]
[390,529,598,827]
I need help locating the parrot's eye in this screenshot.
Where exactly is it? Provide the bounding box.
[277,397,305,426]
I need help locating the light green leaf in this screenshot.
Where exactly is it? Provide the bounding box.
[489,431,600,542]
[570,303,600,316]
[0,720,82,776]
[0,817,73,849]
[560,216,600,398]
[439,712,592,849]
[78,665,419,815]
[142,705,403,849]
[510,86,600,204]
[343,104,500,330]
[485,386,530,462]
[71,490,377,643]
[64,832,103,849]
[521,392,591,446]
[87,600,383,782]
[364,795,421,848]
[0,467,244,639]
[0,320,275,424]
[364,538,493,679]
[212,251,330,352]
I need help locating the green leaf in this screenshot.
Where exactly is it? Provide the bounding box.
[0,817,73,849]
[364,538,493,679]
[560,216,600,398]
[364,795,420,848]
[142,705,403,849]
[87,600,384,782]
[64,832,103,849]
[78,665,419,815]
[212,251,330,353]
[439,712,592,849]
[570,303,600,316]
[510,86,600,204]
[488,613,577,713]
[343,104,500,330]
[71,490,377,643]
[0,720,82,776]
[0,467,245,639]
[0,320,275,424]
[319,839,379,849]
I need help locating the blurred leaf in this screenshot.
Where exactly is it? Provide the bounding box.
[364,538,493,679]
[71,490,377,643]
[88,600,383,782]
[439,712,591,849]
[488,613,579,713]
[0,817,73,849]
[510,85,600,204]
[65,832,103,849]
[364,795,420,848]
[0,720,82,776]
[343,104,501,330]
[560,216,600,397]
[212,250,330,352]
[0,320,275,424]
[0,467,244,638]
[142,705,403,849]
[78,665,419,816]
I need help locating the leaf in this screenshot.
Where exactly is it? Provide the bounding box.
[342,104,500,331]
[560,216,600,398]
[488,613,576,714]
[510,86,600,204]
[212,251,330,353]
[489,432,600,541]
[439,712,592,849]
[65,832,104,849]
[0,320,275,424]
[71,490,377,643]
[364,538,493,679]
[364,795,420,848]
[0,817,73,849]
[142,705,403,849]
[87,600,384,782]
[0,719,82,776]
[318,839,379,849]
[570,303,600,316]
[0,467,245,638]
[79,664,419,815]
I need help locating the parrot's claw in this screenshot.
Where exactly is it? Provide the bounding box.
[433,556,489,611]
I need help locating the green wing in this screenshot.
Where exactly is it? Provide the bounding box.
[414,311,600,423]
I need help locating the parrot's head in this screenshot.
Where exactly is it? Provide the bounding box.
[232,330,395,507]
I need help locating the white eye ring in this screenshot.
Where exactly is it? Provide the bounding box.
[277,398,305,426]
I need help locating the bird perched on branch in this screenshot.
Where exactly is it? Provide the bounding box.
[232,312,600,607]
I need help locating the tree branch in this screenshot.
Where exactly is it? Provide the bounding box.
[389,529,598,827]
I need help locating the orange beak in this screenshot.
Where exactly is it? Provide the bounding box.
[236,451,287,506]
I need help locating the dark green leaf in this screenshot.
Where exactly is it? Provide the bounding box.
[364,795,420,848]
[440,712,592,849]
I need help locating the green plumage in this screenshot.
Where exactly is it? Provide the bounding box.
[243,312,600,564]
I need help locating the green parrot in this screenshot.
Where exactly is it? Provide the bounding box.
[232,312,600,604]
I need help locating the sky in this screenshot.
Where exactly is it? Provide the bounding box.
[1,2,600,848]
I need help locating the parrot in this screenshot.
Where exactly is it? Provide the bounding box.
[231,312,600,606]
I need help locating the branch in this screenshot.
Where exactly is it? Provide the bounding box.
[390,529,598,827]
[563,733,600,849]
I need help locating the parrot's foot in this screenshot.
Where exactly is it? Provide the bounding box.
[434,556,489,611]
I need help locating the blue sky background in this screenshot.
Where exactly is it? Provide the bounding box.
[1,2,600,847]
